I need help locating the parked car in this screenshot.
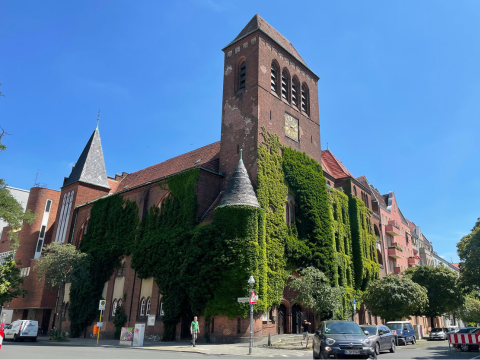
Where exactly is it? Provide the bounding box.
[446,326,459,333]
[428,327,447,341]
[386,321,416,346]
[313,320,377,359]
[360,324,396,355]
[3,320,38,341]
[452,328,480,352]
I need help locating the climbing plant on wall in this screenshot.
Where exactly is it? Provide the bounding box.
[348,193,379,291]
[69,195,139,337]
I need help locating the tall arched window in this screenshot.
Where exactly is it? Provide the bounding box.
[290,200,295,224]
[353,186,357,196]
[291,77,299,107]
[146,298,151,315]
[281,69,290,102]
[301,83,310,115]
[112,299,117,316]
[271,62,279,94]
[140,298,145,316]
[118,299,122,308]
[239,60,246,91]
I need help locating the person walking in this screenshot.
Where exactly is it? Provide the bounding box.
[190,316,199,347]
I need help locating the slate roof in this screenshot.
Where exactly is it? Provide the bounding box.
[225,14,309,69]
[219,158,260,208]
[63,128,110,189]
[321,150,353,179]
[115,142,221,193]
[369,185,388,210]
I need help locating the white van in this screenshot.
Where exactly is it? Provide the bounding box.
[4,320,38,341]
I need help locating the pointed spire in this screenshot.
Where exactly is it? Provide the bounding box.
[96,109,100,131]
[219,155,260,208]
[63,123,110,190]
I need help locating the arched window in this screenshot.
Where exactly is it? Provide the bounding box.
[118,299,122,308]
[239,60,246,91]
[112,299,117,316]
[271,62,279,94]
[158,192,172,214]
[301,83,310,115]
[117,263,126,277]
[291,77,299,107]
[281,69,290,102]
[290,200,295,224]
[353,186,357,196]
[285,195,295,227]
[146,298,151,315]
[140,298,145,316]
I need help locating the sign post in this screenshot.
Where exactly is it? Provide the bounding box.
[98,300,106,344]
[248,276,256,355]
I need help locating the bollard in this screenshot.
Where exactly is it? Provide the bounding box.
[268,333,271,347]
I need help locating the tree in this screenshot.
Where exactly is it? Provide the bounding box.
[288,267,343,319]
[457,218,480,290]
[34,242,89,333]
[459,296,480,325]
[0,126,36,248]
[404,265,464,326]
[0,255,27,307]
[113,305,128,340]
[361,274,428,322]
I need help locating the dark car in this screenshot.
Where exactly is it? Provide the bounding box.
[360,325,396,355]
[453,328,480,352]
[428,327,447,341]
[313,320,377,359]
[386,321,416,346]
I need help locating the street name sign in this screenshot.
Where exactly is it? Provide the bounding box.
[238,295,259,303]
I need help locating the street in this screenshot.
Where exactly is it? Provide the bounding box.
[1,338,480,359]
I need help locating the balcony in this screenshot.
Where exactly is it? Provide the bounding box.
[388,246,403,259]
[385,221,401,236]
[408,256,420,267]
[392,266,402,275]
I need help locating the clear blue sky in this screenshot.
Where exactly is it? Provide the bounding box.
[1,0,479,262]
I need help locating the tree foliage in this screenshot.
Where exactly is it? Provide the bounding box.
[288,267,343,319]
[404,265,464,320]
[113,305,128,340]
[459,295,480,325]
[457,218,480,290]
[361,274,428,322]
[0,256,27,307]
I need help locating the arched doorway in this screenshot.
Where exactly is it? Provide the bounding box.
[278,304,286,334]
[291,304,302,334]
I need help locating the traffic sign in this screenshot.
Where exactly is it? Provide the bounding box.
[99,300,106,310]
[250,290,257,304]
[238,295,259,303]
[353,298,356,312]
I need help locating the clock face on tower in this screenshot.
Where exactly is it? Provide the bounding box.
[285,113,299,142]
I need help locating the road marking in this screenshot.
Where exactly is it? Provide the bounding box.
[470,355,480,360]
[281,355,289,357]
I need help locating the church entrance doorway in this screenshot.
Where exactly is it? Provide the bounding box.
[278,304,286,334]
[292,304,302,334]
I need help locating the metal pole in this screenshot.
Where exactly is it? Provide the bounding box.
[249,284,253,355]
[97,310,103,344]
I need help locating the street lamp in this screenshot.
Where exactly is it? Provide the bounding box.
[248,275,255,355]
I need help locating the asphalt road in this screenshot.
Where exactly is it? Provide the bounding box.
[2,338,480,359]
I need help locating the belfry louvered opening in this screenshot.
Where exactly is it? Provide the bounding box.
[281,70,289,101]
[239,61,246,90]
[301,84,309,115]
[292,78,298,106]
[271,63,278,93]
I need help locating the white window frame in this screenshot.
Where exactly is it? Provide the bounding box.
[55,191,74,243]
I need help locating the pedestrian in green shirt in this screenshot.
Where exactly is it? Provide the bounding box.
[190,316,199,347]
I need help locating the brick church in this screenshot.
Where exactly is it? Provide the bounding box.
[2,15,387,341]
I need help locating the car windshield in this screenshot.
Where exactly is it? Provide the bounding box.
[432,328,443,332]
[387,324,403,330]
[361,326,377,334]
[325,322,364,335]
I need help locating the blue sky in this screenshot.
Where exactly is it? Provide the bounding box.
[1,0,479,262]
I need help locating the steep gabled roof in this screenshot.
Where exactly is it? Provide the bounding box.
[321,150,353,179]
[219,157,260,208]
[63,128,110,190]
[225,14,308,68]
[369,185,388,210]
[115,142,221,193]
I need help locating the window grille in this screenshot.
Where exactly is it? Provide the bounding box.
[146,298,151,315]
[239,61,246,90]
[301,84,309,114]
[281,71,288,100]
[292,79,298,106]
[271,64,277,93]
[140,299,145,316]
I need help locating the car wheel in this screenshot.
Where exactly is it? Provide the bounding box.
[375,342,380,355]
[13,334,19,342]
[412,336,416,345]
[390,340,396,353]
[32,337,37,342]
[460,344,470,352]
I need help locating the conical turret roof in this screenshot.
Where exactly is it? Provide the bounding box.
[219,157,260,208]
[63,127,110,189]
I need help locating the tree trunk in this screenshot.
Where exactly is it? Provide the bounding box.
[58,283,65,334]
[430,316,435,330]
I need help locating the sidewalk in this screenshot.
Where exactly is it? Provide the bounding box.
[34,337,312,357]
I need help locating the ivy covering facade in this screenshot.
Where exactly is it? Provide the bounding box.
[67,130,381,337]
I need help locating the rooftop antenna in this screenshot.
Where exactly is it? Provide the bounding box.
[96,109,100,130]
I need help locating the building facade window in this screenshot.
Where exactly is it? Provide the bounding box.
[140,298,145,316]
[271,62,279,94]
[34,198,55,259]
[291,77,299,107]
[239,60,246,91]
[55,191,75,243]
[146,298,151,315]
[112,299,117,316]
[281,69,290,102]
